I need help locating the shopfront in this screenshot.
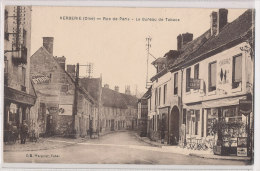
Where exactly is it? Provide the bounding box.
[183,95,252,156]
[4,86,36,141]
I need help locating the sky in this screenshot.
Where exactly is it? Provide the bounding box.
[30,7,247,95]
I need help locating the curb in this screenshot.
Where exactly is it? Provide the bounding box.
[133,133,163,148]
[189,153,252,161]
[133,134,252,162]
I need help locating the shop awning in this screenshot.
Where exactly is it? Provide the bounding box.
[183,103,203,110]
[4,86,36,106]
[202,96,247,109]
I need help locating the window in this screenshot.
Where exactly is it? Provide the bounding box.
[186,68,191,92]
[159,87,161,105]
[23,29,27,47]
[149,97,151,110]
[22,67,26,86]
[195,110,200,135]
[157,115,159,131]
[174,72,178,95]
[155,88,158,106]
[163,84,167,104]
[4,10,8,40]
[186,111,191,134]
[206,108,218,136]
[194,64,199,79]
[232,54,242,89]
[223,106,242,123]
[152,115,155,131]
[4,58,8,73]
[208,62,216,92]
[183,109,186,124]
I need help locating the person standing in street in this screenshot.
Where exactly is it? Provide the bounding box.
[20,120,29,144]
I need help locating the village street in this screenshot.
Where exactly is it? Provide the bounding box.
[3,131,249,165]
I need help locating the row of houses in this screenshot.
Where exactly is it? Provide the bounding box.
[4,6,138,140]
[138,9,254,156]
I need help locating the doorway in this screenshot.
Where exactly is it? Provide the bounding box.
[170,106,180,145]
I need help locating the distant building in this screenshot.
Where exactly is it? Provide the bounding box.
[30,37,97,137]
[4,6,37,140]
[137,87,151,137]
[121,93,138,130]
[79,77,102,133]
[101,86,128,131]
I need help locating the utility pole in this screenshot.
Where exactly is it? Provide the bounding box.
[72,63,79,138]
[146,36,152,89]
[86,63,93,78]
[145,36,157,89]
[97,74,102,137]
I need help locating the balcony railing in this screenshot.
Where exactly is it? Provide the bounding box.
[12,46,27,64]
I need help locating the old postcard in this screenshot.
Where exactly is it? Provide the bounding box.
[2,5,255,168]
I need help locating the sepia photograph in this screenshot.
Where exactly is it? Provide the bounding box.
[2,5,255,167]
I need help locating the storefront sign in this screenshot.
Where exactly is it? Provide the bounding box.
[237,137,248,156]
[189,78,200,90]
[58,104,73,115]
[239,100,252,116]
[237,147,247,157]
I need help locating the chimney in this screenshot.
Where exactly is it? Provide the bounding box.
[182,33,193,45]
[177,34,182,51]
[114,86,119,92]
[210,11,218,36]
[104,84,109,89]
[43,37,54,55]
[218,9,228,33]
[54,56,66,70]
[210,9,228,36]
[177,33,193,51]
[67,64,75,77]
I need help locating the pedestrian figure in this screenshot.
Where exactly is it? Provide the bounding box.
[89,127,93,138]
[161,130,165,144]
[20,120,29,144]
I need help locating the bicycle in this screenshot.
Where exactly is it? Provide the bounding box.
[4,129,18,145]
[186,137,196,149]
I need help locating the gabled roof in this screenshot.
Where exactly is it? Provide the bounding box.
[169,9,254,71]
[31,46,97,104]
[102,88,128,109]
[151,57,166,65]
[80,77,101,102]
[141,87,151,99]
[120,93,138,108]
[168,29,211,70]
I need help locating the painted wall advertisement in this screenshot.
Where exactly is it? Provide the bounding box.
[217,57,231,93]
[58,104,73,116]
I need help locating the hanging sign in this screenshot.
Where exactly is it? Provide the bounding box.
[239,99,252,116]
[189,78,200,90]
